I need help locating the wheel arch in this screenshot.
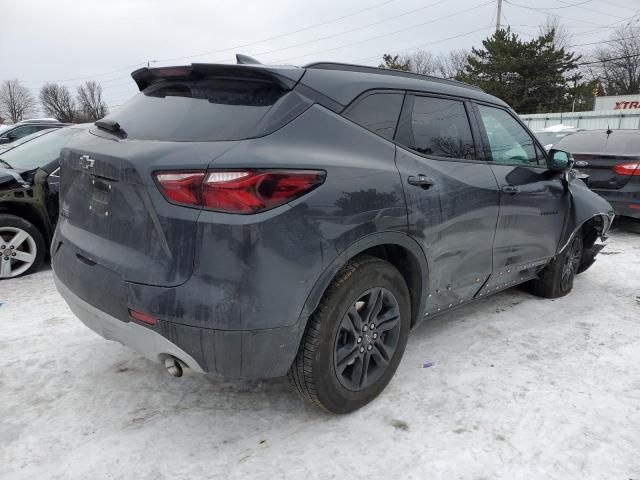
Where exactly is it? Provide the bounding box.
[297,232,429,340]
[558,212,613,255]
[0,203,51,244]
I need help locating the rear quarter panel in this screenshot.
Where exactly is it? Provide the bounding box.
[144,105,410,331]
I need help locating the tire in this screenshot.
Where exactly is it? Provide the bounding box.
[527,232,583,298]
[288,255,411,414]
[0,214,46,280]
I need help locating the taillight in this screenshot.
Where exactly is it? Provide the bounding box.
[613,162,640,176]
[155,169,325,213]
[155,172,204,205]
[129,309,157,326]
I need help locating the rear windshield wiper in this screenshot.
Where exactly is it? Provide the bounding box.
[0,158,12,169]
[94,119,127,137]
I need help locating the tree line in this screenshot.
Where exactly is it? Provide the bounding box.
[380,20,639,114]
[0,79,108,124]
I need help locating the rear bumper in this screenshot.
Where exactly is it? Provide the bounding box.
[593,179,640,219]
[53,266,302,379]
[55,273,205,373]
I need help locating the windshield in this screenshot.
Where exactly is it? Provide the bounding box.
[0,127,84,171]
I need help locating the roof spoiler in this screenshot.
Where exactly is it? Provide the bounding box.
[131,61,303,91]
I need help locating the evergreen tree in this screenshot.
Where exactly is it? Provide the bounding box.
[457,28,580,114]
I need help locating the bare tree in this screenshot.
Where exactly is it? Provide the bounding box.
[405,50,438,75]
[0,79,37,123]
[76,81,108,121]
[381,49,469,79]
[435,49,469,79]
[538,16,573,50]
[592,24,640,95]
[39,83,77,122]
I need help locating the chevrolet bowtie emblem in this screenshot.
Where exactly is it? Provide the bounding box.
[79,154,95,170]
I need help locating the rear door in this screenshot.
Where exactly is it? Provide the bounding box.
[394,93,500,313]
[473,103,569,281]
[555,131,640,190]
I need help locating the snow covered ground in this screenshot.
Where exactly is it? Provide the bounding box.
[1,230,639,480]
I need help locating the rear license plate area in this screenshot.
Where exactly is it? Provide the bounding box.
[89,176,112,216]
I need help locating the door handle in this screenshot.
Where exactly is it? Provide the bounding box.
[407,175,435,189]
[501,185,519,194]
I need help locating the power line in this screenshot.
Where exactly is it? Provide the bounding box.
[25,0,396,84]
[353,26,492,65]
[233,0,451,62]
[509,0,596,10]
[556,0,626,21]
[579,53,640,65]
[151,0,398,63]
[569,34,640,48]
[600,0,639,13]
[273,0,494,63]
[504,0,618,27]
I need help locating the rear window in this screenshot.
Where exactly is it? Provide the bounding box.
[344,93,404,140]
[102,79,287,142]
[555,131,640,155]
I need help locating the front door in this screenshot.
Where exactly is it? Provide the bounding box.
[394,94,500,315]
[472,103,569,286]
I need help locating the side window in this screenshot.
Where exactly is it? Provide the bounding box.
[406,96,476,159]
[476,105,539,165]
[9,126,37,140]
[344,93,404,140]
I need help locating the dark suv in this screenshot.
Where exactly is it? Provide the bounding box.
[52,59,613,413]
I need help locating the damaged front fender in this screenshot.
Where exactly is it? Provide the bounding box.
[557,173,615,260]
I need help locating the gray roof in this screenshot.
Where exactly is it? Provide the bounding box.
[299,62,508,109]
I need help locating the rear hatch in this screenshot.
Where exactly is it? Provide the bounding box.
[555,130,640,190]
[56,63,305,288]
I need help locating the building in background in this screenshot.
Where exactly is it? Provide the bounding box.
[594,94,640,112]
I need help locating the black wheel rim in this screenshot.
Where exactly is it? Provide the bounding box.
[561,236,581,291]
[333,287,401,391]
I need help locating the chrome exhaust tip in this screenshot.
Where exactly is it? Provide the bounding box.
[164,356,184,377]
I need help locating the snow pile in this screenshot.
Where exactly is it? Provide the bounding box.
[1,231,639,479]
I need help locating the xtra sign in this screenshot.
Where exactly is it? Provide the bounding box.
[614,100,640,110]
[594,94,640,111]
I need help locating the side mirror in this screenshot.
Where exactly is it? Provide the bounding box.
[7,133,16,141]
[548,149,574,171]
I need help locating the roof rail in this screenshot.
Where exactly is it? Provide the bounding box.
[303,62,482,92]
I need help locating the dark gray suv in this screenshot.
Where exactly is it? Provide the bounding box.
[52,58,614,413]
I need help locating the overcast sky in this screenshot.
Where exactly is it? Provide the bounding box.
[2,0,639,109]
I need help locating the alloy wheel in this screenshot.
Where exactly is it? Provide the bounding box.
[560,236,581,291]
[333,287,402,391]
[0,227,38,279]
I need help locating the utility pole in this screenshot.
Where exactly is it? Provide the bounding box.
[496,0,503,33]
